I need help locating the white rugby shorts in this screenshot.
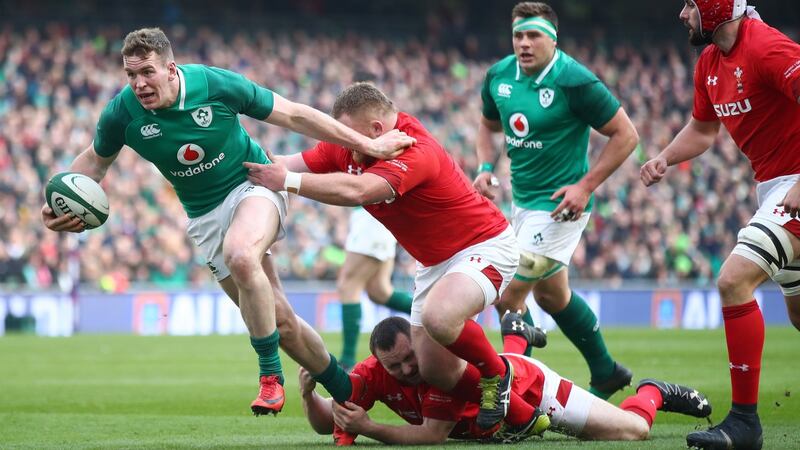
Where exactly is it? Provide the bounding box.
[344,207,397,261]
[512,205,590,266]
[186,180,287,281]
[409,226,518,326]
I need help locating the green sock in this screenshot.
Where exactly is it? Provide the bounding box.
[313,354,353,403]
[551,292,615,388]
[250,331,284,385]
[340,303,362,368]
[384,290,413,314]
[521,307,535,357]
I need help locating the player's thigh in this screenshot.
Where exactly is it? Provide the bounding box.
[223,196,281,261]
[365,258,395,304]
[579,397,648,441]
[422,272,488,333]
[531,268,571,314]
[411,325,465,391]
[337,252,383,301]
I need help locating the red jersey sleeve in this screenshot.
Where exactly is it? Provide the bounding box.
[348,359,379,410]
[420,386,466,422]
[753,31,800,103]
[366,143,438,197]
[693,55,718,122]
[301,142,342,174]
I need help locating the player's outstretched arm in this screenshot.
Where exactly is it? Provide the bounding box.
[473,116,503,200]
[640,118,720,186]
[265,94,415,160]
[41,143,119,233]
[333,401,454,445]
[298,367,335,435]
[245,153,394,207]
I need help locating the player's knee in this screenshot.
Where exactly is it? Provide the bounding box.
[420,309,455,343]
[517,250,562,282]
[223,249,261,284]
[716,271,749,306]
[628,420,650,441]
[788,308,800,331]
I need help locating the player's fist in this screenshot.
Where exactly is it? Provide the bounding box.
[640,156,668,186]
[473,171,499,200]
[41,204,85,233]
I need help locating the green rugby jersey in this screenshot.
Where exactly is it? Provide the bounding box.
[94,64,274,218]
[481,50,620,212]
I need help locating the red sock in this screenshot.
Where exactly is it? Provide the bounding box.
[620,394,657,428]
[722,300,763,405]
[445,320,506,377]
[637,385,664,409]
[504,391,537,426]
[503,335,528,354]
[449,363,482,403]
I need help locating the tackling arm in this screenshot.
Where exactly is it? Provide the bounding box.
[333,401,455,445]
[264,94,414,160]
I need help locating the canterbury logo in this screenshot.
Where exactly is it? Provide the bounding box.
[140,124,162,139]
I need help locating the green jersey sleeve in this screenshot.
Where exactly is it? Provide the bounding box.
[565,79,620,130]
[481,68,501,121]
[205,66,275,120]
[94,96,128,157]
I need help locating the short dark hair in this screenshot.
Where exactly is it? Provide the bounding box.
[511,2,559,31]
[121,27,174,62]
[369,316,411,356]
[331,82,396,119]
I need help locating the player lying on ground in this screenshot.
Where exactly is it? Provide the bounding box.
[247,82,542,433]
[299,316,712,445]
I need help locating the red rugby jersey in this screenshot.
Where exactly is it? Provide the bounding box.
[302,112,508,266]
[693,18,800,182]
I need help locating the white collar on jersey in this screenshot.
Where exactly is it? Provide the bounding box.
[151,66,186,114]
[516,49,560,84]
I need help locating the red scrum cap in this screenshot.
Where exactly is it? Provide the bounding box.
[693,0,748,36]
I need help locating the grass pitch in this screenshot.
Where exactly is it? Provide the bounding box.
[1,327,797,449]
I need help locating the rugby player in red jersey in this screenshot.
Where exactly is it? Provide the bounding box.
[298,317,711,446]
[246,82,543,438]
[641,2,800,448]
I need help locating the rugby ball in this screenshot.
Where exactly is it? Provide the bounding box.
[45,172,109,229]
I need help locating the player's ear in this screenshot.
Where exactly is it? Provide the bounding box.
[167,61,177,80]
[370,120,384,138]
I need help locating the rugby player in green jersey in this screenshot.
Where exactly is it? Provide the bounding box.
[473,2,639,399]
[41,28,414,417]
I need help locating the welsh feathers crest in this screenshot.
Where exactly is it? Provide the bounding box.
[191,106,213,127]
[539,88,554,108]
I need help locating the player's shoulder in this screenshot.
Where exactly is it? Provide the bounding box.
[553,51,601,88]
[396,112,444,154]
[99,86,135,125]
[486,54,518,78]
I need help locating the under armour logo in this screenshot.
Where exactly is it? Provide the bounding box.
[386,393,403,401]
[469,256,482,263]
[347,164,363,175]
[690,390,709,410]
[707,76,718,86]
[547,406,556,417]
[730,362,750,372]
[773,208,787,217]
[511,320,525,332]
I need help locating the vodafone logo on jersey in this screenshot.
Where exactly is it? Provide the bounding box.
[177,144,206,165]
[509,113,529,137]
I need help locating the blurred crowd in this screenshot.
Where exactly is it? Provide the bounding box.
[0,23,761,292]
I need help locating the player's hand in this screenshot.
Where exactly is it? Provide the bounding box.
[244,150,288,191]
[298,367,317,396]
[366,130,416,160]
[473,171,499,200]
[640,156,668,186]
[41,204,85,233]
[778,181,800,218]
[332,401,370,434]
[550,184,590,222]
